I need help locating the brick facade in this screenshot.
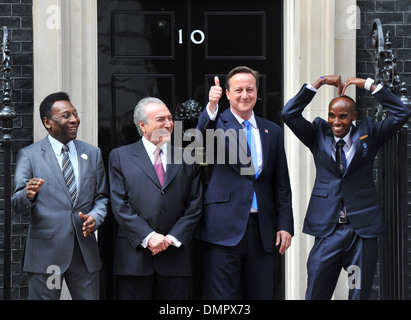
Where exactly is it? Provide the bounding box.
[0,0,33,300]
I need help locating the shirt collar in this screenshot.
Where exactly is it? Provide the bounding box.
[48,135,76,155]
[230,110,258,129]
[142,137,168,157]
[333,126,353,148]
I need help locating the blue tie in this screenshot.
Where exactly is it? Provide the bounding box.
[243,120,258,210]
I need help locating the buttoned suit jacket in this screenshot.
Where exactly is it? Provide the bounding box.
[281,85,411,238]
[195,108,294,253]
[108,140,202,276]
[11,137,108,274]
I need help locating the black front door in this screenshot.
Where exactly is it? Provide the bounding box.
[97,0,283,299]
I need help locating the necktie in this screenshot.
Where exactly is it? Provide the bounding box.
[243,120,258,210]
[154,147,165,186]
[336,139,347,174]
[62,144,77,203]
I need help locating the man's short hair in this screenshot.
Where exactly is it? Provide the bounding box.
[225,66,260,91]
[133,97,166,136]
[39,92,71,126]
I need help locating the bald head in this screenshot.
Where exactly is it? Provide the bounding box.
[328,95,358,138]
[329,95,356,112]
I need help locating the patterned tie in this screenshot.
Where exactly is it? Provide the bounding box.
[336,139,348,221]
[154,147,165,186]
[336,139,347,174]
[62,144,77,203]
[243,120,258,210]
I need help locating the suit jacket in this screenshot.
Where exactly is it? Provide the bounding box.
[195,108,294,253]
[11,137,108,274]
[108,140,202,277]
[281,85,411,238]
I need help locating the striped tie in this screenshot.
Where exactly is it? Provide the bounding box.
[62,144,77,203]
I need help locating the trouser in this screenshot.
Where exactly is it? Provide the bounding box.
[202,213,277,300]
[28,238,100,300]
[306,223,378,300]
[117,274,190,300]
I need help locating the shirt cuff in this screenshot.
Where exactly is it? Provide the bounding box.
[206,103,219,120]
[141,231,155,248]
[371,83,383,94]
[166,234,182,247]
[306,83,318,93]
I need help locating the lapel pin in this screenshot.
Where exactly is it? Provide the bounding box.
[81,154,88,160]
[265,129,268,133]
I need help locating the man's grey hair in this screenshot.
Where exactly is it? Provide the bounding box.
[133,97,166,136]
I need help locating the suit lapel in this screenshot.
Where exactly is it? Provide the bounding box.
[162,145,182,189]
[131,140,163,188]
[74,140,87,199]
[221,109,249,169]
[221,109,244,148]
[345,125,362,175]
[40,137,72,203]
[324,128,341,175]
[256,117,269,174]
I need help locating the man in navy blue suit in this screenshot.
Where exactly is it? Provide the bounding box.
[281,75,411,299]
[196,66,294,299]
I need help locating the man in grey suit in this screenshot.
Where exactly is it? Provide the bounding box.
[109,97,202,299]
[12,92,108,300]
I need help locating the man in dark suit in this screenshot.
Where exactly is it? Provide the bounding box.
[108,97,202,300]
[281,75,411,299]
[12,92,108,299]
[196,66,294,299]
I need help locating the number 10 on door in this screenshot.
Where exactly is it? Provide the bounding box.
[178,29,205,44]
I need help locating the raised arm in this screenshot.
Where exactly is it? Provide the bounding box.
[281,75,344,148]
[197,76,222,133]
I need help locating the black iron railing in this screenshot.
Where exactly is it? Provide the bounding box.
[372,19,409,300]
[377,126,408,299]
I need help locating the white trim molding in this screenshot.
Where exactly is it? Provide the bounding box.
[33,0,98,145]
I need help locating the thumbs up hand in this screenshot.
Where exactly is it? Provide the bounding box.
[209,76,222,113]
